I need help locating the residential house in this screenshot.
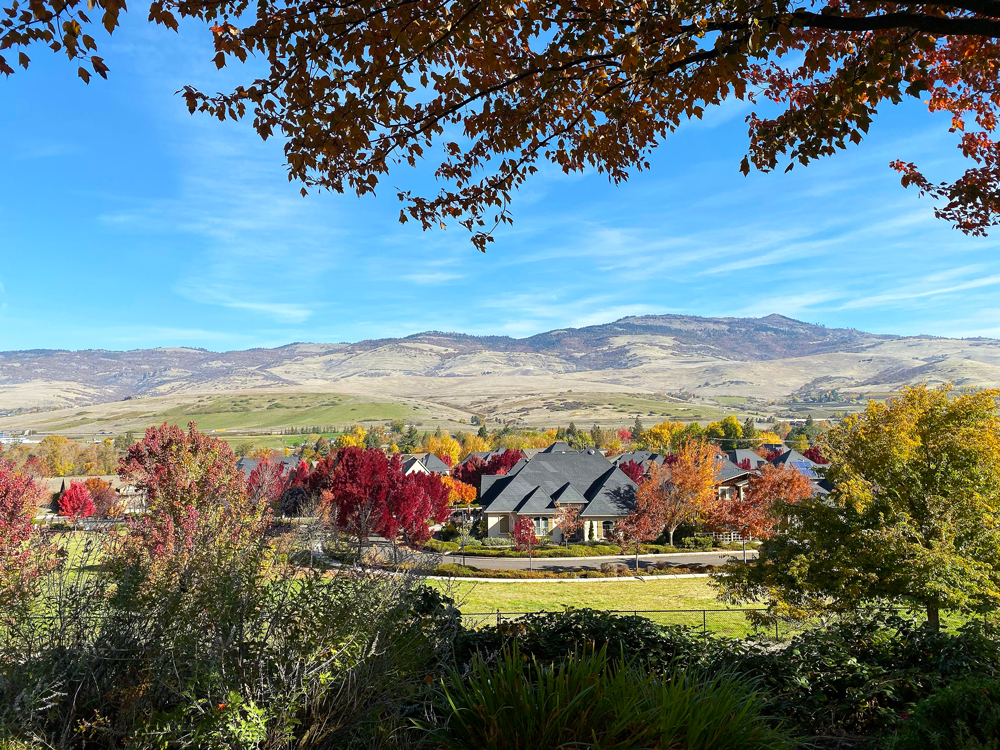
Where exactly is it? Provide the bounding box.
[479,449,638,542]
[612,451,667,469]
[236,455,302,477]
[400,453,452,475]
[725,449,768,471]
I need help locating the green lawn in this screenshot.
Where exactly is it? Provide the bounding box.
[152,393,417,431]
[434,578,725,613]
[433,578,772,636]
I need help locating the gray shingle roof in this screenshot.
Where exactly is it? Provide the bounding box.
[420,453,452,473]
[613,451,666,467]
[715,456,751,483]
[541,441,573,453]
[771,450,815,467]
[480,451,637,518]
[725,450,768,470]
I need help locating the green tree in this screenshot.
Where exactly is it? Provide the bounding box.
[630,417,644,443]
[567,421,578,438]
[400,426,420,453]
[477,424,489,440]
[741,418,760,449]
[706,416,743,451]
[718,384,1000,629]
[590,424,605,449]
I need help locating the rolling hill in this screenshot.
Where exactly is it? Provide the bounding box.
[1,314,997,434]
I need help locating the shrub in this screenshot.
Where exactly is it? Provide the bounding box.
[424,538,460,553]
[478,536,513,547]
[759,610,1000,738]
[433,646,795,750]
[682,536,714,550]
[439,521,460,541]
[892,677,1000,749]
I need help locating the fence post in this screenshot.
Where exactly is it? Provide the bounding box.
[497,609,501,629]
[775,620,779,641]
[703,610,707,633]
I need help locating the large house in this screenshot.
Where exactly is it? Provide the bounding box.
[400,453,452,475]
[479,449,638,542]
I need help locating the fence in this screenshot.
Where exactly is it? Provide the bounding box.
[460,608,813,640]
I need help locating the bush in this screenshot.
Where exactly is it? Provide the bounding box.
[478,536,514,547]
[758,611,1000,738]
[432,646,795,750]
[893,677,1000,749]
[681,536,714,550]
[424,538,460,553]
[439,521,460,541]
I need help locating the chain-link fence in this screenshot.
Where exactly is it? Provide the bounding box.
[460,608,825,640]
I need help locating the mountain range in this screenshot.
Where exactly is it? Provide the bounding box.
[2,314,998,413]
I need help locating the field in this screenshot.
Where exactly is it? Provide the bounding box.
[152,393,417,431]
[435,578,723,613]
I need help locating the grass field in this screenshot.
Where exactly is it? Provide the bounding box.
[432,578,776,636]
[152,393,418,431]
[434,578,724,613]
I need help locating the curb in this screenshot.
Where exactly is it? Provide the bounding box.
[426,573,713,583]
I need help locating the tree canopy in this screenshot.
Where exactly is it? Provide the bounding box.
[4,0,999,247]
[719,383,1000,628]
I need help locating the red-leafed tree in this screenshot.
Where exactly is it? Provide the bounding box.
[247,458,288,510]
[59,481,96,525]
[389,471,451,548]
[484,449,522,477]
[453,449,522,492]
[115,423,270,587]
[756,448,783,462]
[288,460,311,488]
[510,514,538,571]
[119,422,247,519]
[716,464,814,560]
[0,459,52,609]
[84,477,120,518]
[452,454,486,487]
[735,458,753,471]
[618,429,633,444]
[319,446,401,556]
[438,453,453,468]
[612,486,663,571]
[803,446,829,465]
[553,501,584,546]
[22,456,45,478]
[618,460,645,484]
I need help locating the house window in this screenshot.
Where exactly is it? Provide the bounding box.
[601,520,615,538]
[533,517,550,535]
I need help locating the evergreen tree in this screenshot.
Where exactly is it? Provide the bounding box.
[631,417,644,442]
[477,424,489,440]
[434,426,443,438]
[567,421,578,438]
[590,424,605,448]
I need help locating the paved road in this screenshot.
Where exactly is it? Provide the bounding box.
[441,550,755,571]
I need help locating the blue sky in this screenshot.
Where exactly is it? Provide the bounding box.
[2,17,999,352]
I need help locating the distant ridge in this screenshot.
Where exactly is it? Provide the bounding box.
[0,314,996,410]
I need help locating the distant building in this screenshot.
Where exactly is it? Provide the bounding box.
[479,449,637,542]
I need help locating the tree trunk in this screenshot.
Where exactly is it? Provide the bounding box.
[927,604,941,631]
[668,528,675,547]
[635,546,640,572]
[742,539,747,563]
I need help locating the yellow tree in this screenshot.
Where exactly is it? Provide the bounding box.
[425,433,462,467]
[335,425,367,449]
[720,384,1000,629]
[639,440,720,547]
[642,421,685,454]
